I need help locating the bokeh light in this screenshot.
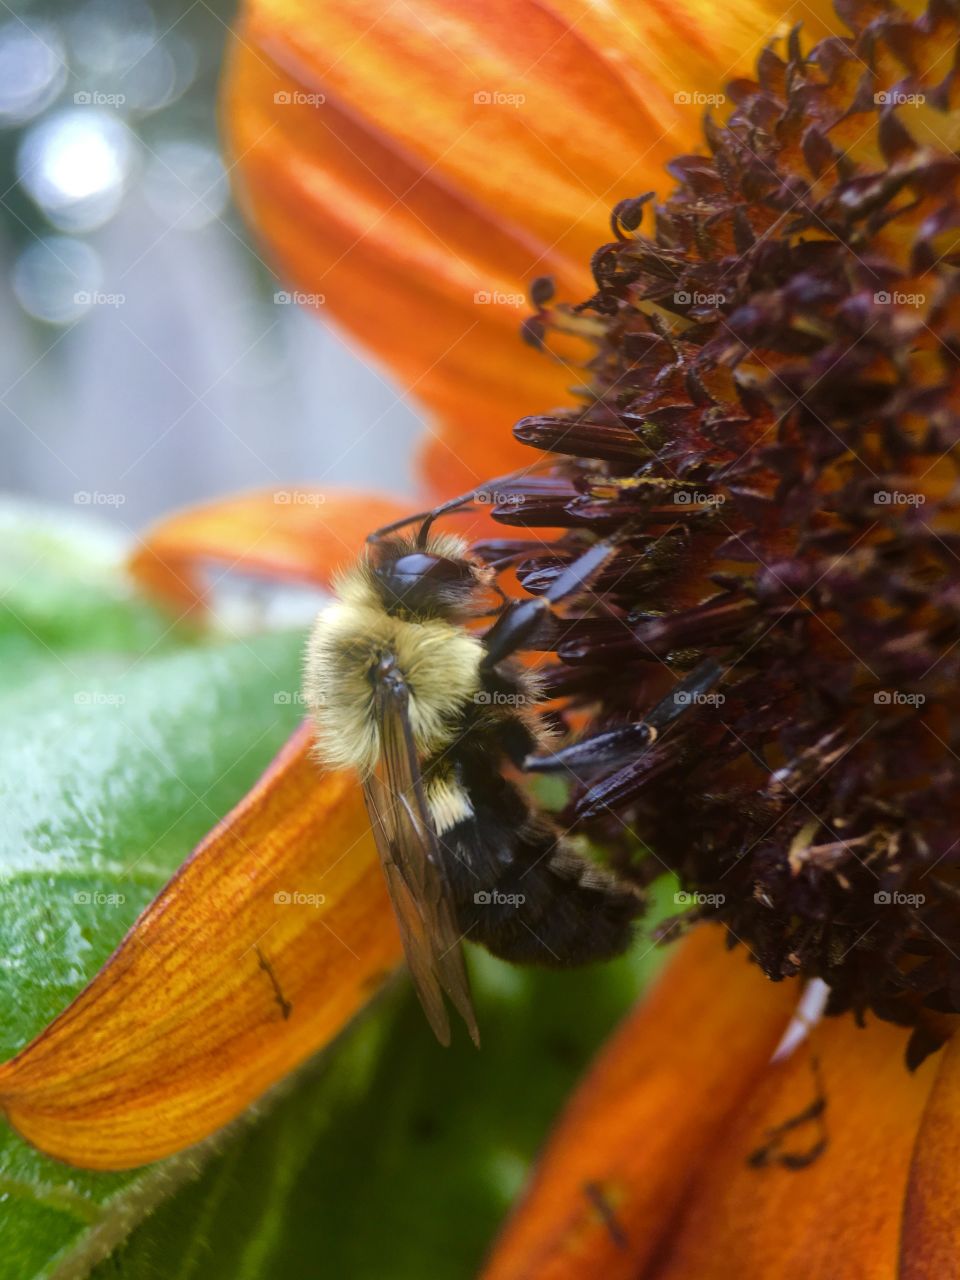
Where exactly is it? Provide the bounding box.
[12,235,103,325]
[18,108,136,232]
[0,0,228,323]
[0,21,68,125]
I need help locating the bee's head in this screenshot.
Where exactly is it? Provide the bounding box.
[369,535,485,617]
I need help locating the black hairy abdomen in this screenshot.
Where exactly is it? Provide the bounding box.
[440,781,639,967]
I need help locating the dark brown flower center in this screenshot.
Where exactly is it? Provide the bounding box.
[476,0,960,1055]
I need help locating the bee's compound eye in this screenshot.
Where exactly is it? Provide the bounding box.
[391,554,467,584]
[377,553,474,611]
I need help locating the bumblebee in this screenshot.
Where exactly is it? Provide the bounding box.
[305,495,641,1044]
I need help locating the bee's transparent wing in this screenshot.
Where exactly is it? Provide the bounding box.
[362,665,479,1047]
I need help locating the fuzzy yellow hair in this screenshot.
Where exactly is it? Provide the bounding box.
[304,547,484,776]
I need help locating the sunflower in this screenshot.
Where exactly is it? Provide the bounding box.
[3,0,959,1276]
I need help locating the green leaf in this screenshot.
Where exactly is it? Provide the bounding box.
[0,625,307,1280]
[0,503,189,690]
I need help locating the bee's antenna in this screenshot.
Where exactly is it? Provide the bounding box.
[366,463,554,548]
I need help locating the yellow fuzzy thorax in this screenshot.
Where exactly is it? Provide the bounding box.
[304,566,484,776]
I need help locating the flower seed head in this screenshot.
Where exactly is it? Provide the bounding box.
[480,0,960,1039]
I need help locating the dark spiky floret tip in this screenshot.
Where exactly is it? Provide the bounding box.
[488,0,960,1049]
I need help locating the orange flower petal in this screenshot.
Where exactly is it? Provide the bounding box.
[488,929,958,1280]
[222,34,581,495]
[129,489,408,610]
[0,725,399,1170]
[651,1014,938,1280]
[484,929,798,1280]
[223,0,839,493]
[900,1031,960,1278]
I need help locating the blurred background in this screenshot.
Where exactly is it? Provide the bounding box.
[0,0,423,530]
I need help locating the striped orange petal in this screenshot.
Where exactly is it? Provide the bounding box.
[0,726,399,1170]
[649,1017,938,1279]
[222,0,838,495]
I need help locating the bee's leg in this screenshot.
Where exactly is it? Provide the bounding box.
[480,537,621,671]
[524,722,655,775]
[524,658,723,773]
